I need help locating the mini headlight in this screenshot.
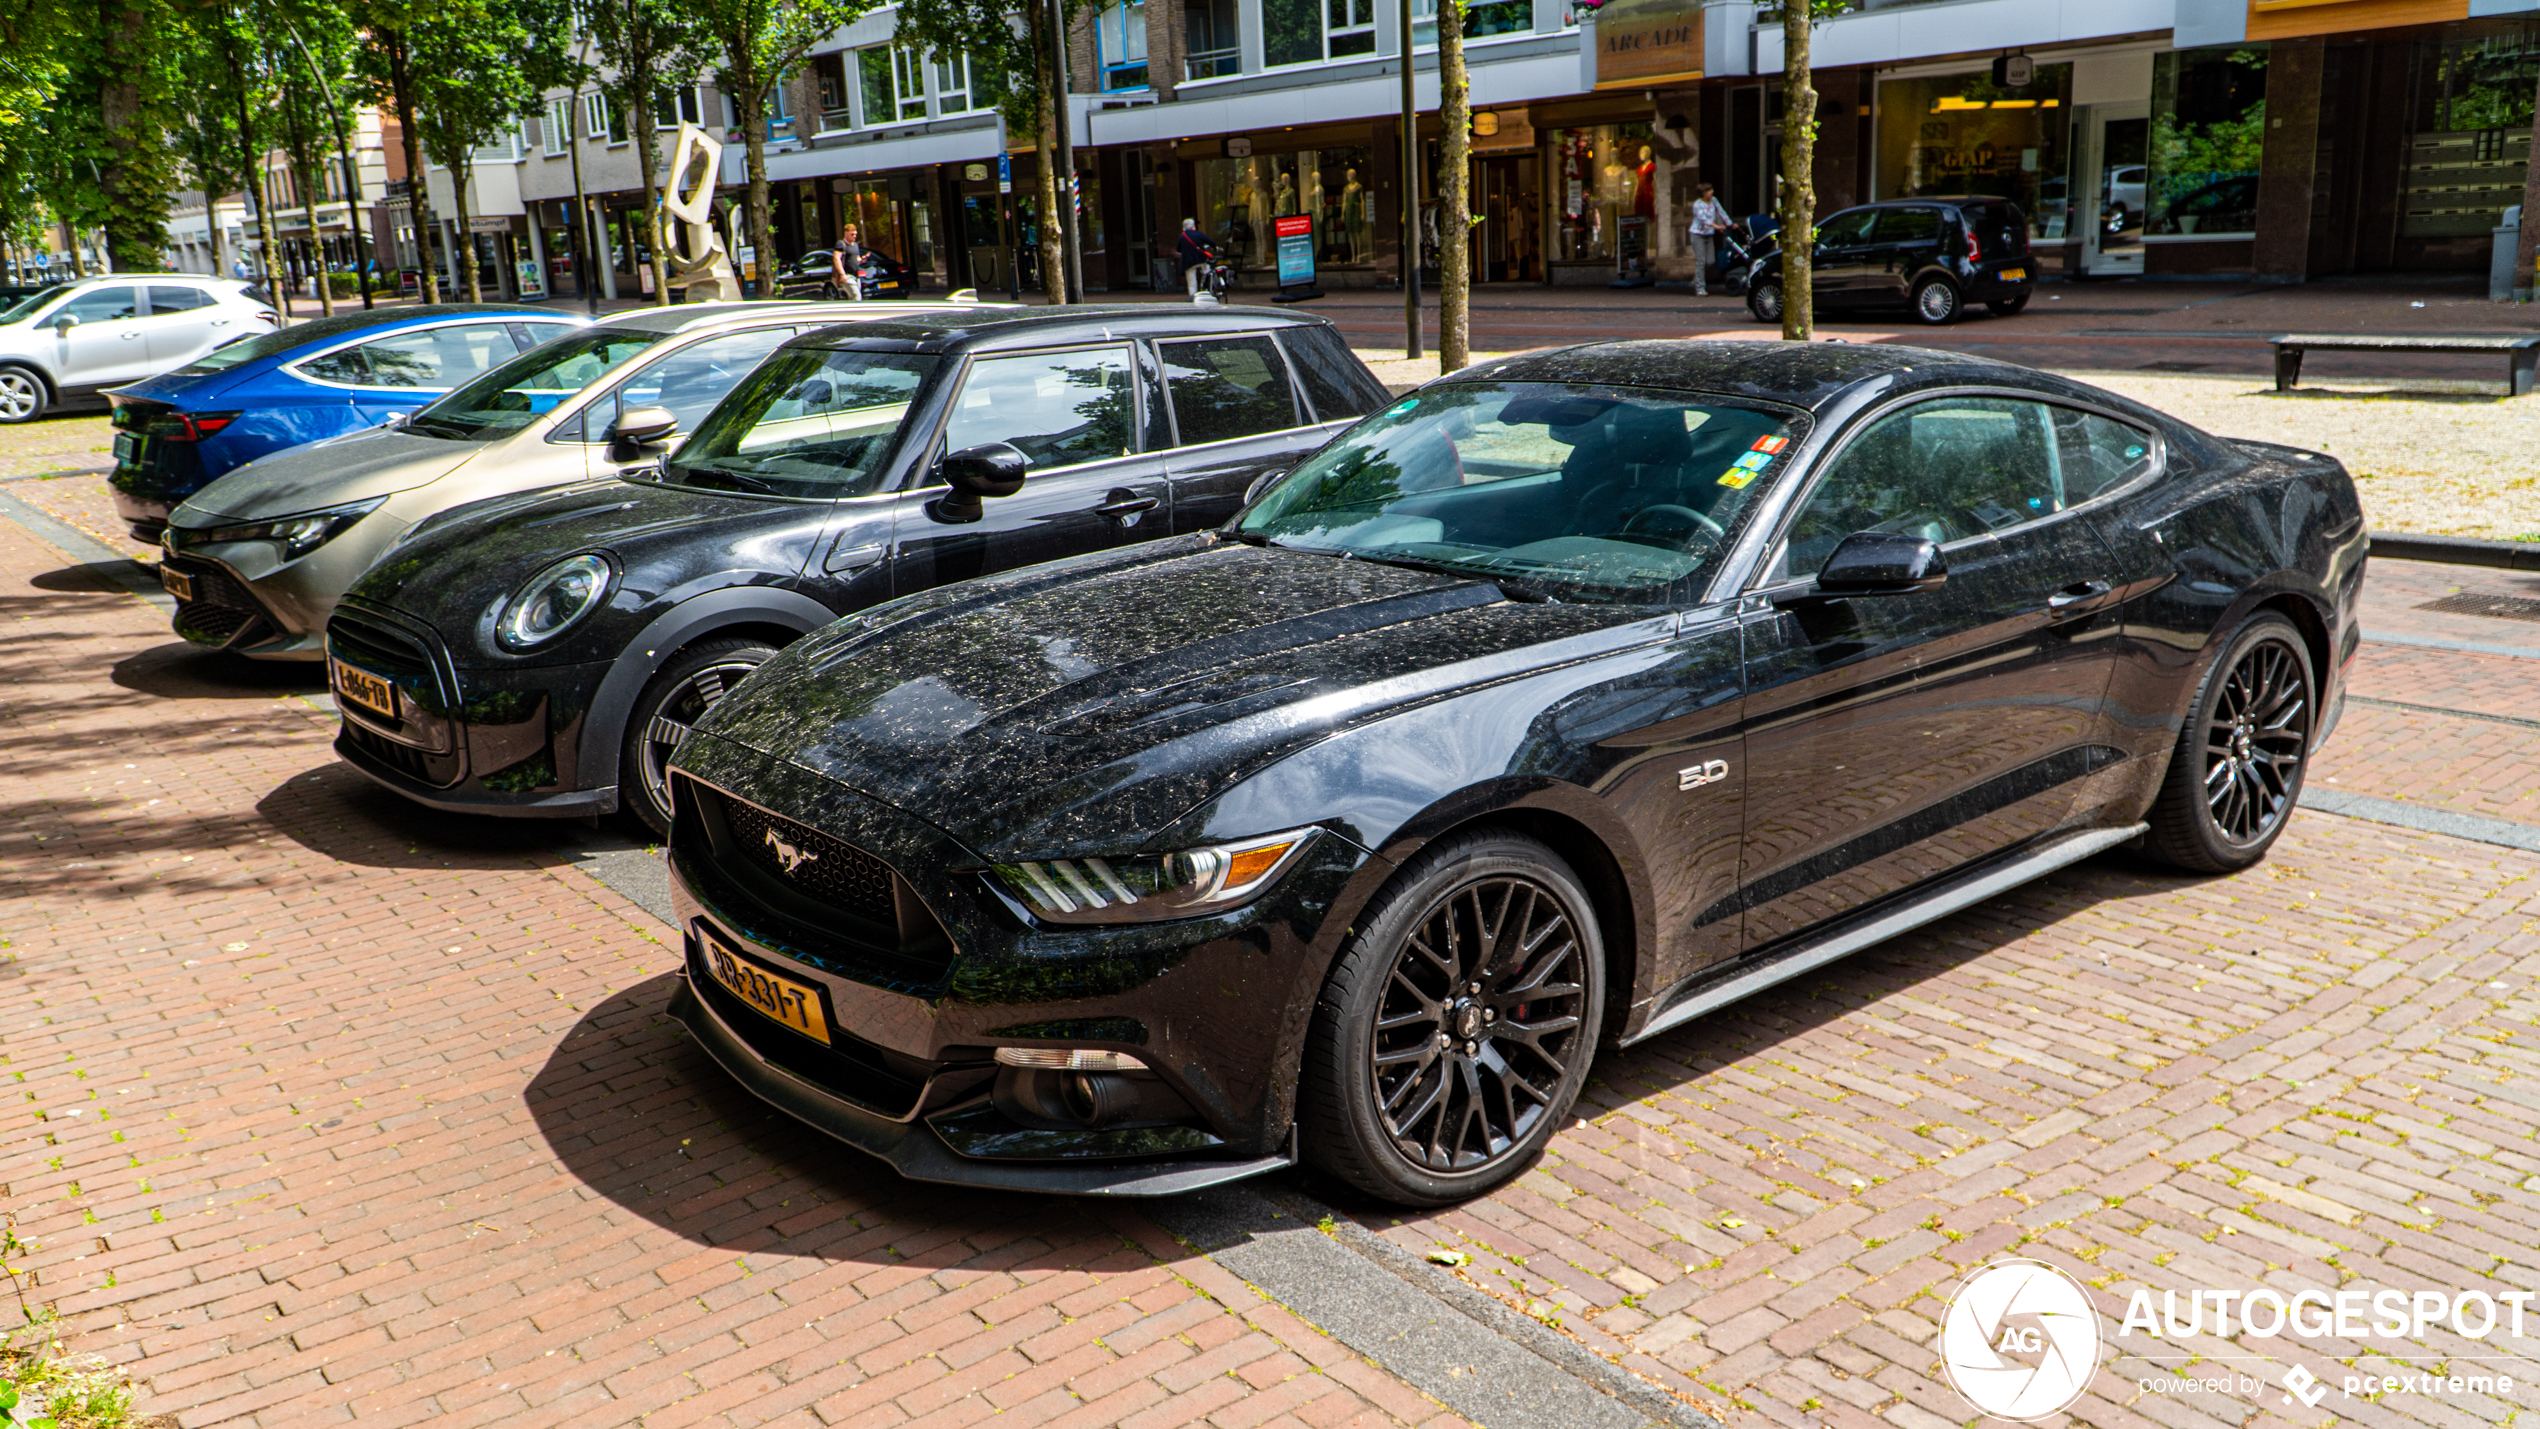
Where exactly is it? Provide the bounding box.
[495,552,612,650]
[185,497,383,562]
[988,828,1318,925]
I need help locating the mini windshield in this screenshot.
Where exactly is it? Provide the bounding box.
[406,328,664,440]
[663,348,939,499]
[1237,382,1803,603]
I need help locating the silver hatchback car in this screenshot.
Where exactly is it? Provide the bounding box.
[158,301,984,659]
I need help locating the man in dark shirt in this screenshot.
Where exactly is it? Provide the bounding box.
[829,222,868,301]
[1176,219,1217,301]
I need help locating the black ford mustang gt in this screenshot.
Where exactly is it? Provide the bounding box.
[660,340,2366,1205]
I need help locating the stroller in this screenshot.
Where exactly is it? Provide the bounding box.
[1709,216,1772,295]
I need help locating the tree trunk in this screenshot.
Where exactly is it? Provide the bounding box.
[300,172,335,314]
[2517,96,2540,301]
[226,48,291,319]
[278,83,336,316]
[1437,0,1470,372]
[1032,15,1066,304]
[733,82,776,300]
[385,34,438,303]
[1778,2,1814,342]
[566,84,599,313]
[448,145,483,302]
[94,0,167,273]
[632,75,671,305]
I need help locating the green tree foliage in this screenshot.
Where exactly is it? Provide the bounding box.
[890,0,1081,299]
[693,0,876,298]
[584,0,707,304]
[404,0,570,300]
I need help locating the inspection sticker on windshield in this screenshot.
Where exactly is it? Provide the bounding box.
[1732,451,1772,472]
[1385,398,1418,417]
[1717,468,1757,489]
[1750,434,1789,454]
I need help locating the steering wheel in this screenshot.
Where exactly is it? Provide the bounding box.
[1617,503,1725,553]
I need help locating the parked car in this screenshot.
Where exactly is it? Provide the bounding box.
[0,275,279,424]
[2157,176,2259,236]
[1746,198,2034,326]
[105,305,587,542]
[652,340,2365,1202]
[322,305,1387,835]
[2102,163,2147,232]
[774,247,923,301]
[158,301,960,662]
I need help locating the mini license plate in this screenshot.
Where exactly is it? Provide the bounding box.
[113,432,142,465]
[159,564,193,601]
[1999,267,2029,282]
[701,930,832,1045]
[329,656,398,721]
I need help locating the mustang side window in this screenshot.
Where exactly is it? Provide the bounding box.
[1779,396,2068,580]
[944,346,1136,471]
[2051,407,2156,501]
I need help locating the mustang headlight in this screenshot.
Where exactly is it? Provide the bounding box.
[182,497,383,563]
[495,552,612,650]
[990,828,1319,925]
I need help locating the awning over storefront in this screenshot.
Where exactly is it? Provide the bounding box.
[733,118,1004,185]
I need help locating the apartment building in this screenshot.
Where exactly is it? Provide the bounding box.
[419,0,2540,300]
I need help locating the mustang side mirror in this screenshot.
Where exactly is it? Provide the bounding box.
[1242,467,1290,507]
[607,405,679,459]
[1775,530,1948,608]
[928,442,1030,524]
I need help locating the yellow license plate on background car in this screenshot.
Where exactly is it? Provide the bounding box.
[702,931,832,1045]
[159,565,192,601]
[329,656,397,720]
[2000,268,2028,282]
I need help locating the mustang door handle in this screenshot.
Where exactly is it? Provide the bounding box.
[1095,491,1160,522]
[2046,579,2114,610]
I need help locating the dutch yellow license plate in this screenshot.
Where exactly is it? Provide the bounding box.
[2000,267,2029,282]
[329,656,398,721]
[159,565,193,601]
[702,931,832,1045]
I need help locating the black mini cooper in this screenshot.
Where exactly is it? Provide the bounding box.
[325,306,1387,833]
[1746,197,2036,326]
[660,340,2364,1204]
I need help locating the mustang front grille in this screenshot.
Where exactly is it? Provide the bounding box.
[714,795,900,928]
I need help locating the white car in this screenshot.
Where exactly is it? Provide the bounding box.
[0,275,279,423]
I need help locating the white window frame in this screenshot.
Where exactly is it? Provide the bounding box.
[543,97,570,155]
[654,84,704,130]
[933,54,974,114]
[892,48,927,123]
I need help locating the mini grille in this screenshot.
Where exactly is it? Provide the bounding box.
[718,796,899,927]
[344,722,434,781]
[328,609,440,681]
[2417,592,2540,624]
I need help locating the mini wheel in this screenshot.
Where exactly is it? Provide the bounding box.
[622,636,777,835]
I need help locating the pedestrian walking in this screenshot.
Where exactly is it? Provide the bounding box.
[1686,183,1730,297]
[829,222,868,301]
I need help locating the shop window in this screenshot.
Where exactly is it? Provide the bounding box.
[1872,66,2070,241]
[654,85,704,130]
[1185,0,1240,79]
[1549,122,1655,264]
[1099,1,1149,91]
[1190,146,1376,269]
[2400,33,2537,241]
[2145,48,2264,237]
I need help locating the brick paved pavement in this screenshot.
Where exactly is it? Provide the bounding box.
[9,402,2540,1429]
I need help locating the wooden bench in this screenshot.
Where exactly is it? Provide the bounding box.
[2271,333,2540,395]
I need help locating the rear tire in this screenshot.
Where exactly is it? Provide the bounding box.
[1299,830,1605,1207]
[1747,279,1784,324]
[2143,612,2315,873]
[621,636,777,836]
[1911,277,1962,325]
[0,365,46,424]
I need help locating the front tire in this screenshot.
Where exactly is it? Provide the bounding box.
[621,636,776,836]
[1911,277,1962,325]
[1747,279,1784,324]
[2144,612,2315,873]
[1300,830,1605,1207]
[0,365,46,424]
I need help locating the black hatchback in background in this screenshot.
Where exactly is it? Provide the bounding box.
[1746,197,2035,326]
[325,305,1388,834]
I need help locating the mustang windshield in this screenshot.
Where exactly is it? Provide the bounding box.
[406,328,665,439]
[1239,382,1802,603]
[663,348,939,498]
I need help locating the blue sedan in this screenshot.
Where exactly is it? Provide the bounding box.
[106,304,586,541]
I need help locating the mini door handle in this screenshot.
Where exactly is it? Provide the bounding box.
[2047,579,2113,610]
[825,540,885,573]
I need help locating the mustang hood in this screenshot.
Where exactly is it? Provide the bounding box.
[173,425,484,522]
[686,538,1664,859]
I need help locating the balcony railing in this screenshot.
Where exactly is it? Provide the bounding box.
[1185,46,1240,80]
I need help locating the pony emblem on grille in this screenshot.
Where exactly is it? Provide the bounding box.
[764,829,818,874]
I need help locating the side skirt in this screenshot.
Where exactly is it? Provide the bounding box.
[1623,821,2148,1047]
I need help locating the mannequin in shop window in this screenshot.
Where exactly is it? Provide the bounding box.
[1634,146,1656,217]
[1342,169,1368,263]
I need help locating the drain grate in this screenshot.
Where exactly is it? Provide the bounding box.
[2417,591,2540,623]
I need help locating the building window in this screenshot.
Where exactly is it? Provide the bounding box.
[543,98,570,155]
[1098,2,1149,91]
[2145,47,2265,238]
[934,54,976,114]
[1465,0,1528,40]
[1267,0,1376,66]
[765,81,794,140]
[1185,0,1239,78]
[2399,33,2535,246]
[585,91,627,144]
[654,84,704,130]
[1190,146,1374,269]
[814,52,850,126]
[1874,67,2072,243]
[858,46,927,126]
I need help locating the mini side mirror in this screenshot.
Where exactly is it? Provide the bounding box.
[608,405,679,457]
[1776,530,1948,607]
[928,442,1030,524]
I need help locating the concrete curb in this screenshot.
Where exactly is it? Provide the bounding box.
[0,486,173,613]
[2370,530,2540,570]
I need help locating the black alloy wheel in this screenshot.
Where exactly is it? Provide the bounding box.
[1747,279,1784,325]
[2146,612,2315,872]
[1911,277,1962,325]
[1302,831,1604,1206]
[622,636,776,835]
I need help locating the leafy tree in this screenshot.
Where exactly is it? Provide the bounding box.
[891,0,1079,300]
[351,0,443,299]
[584,0,707,305]
[404,0,567,300]
[694,0,876,298]
[72,0,182,271]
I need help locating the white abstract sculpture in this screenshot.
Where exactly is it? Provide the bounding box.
[660,122,742,302]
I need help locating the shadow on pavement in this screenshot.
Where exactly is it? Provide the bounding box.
[255,759,600,870]
[113,641,325,699]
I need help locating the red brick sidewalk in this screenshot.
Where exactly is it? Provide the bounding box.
[0,517,1466,1429]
